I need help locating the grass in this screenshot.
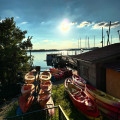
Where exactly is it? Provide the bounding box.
[4,101,19,118]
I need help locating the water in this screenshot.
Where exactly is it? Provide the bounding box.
[28,50,89,68]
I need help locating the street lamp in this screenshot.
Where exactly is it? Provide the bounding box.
[117,30,120,42]
[29,46,32,58]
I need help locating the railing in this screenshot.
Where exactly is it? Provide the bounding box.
[4,105,69,120]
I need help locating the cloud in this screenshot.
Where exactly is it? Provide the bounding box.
[92,21,120,29]
[43,40,49,42]
[77,21,92,28]
[15,16,20,19]
[63,41,76,44]
[20,22,28,25]
[70,22,77,26]
[41,21,45,24]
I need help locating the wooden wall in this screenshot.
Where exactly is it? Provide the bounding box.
[106,68,120,99]
[77,61,97,87]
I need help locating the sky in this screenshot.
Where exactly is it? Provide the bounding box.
[0,0,120,49]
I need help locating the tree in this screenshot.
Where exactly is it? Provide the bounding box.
[0,17,33,86]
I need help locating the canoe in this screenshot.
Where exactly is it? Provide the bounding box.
[39,70,51,82]
[85,84,120,113]
[24,69,38,84]
[19,95,34,113]
[40,81,52,93]
[46,96,55,116]
[64,78,101,120]
[97,102,120,120]
[37,89,51,108]
[72,74,86,90]
[21,84,35,97]
[59,68,72,77]
[50,68,64,80]
[50,68,72,81]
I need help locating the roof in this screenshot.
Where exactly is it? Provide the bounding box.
[72,43,120,63]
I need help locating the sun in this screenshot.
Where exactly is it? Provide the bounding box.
[60,19,70,32]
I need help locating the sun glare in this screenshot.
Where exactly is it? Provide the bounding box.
[60,19,70,32]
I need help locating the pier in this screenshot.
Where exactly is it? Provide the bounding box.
[47,54,78,69]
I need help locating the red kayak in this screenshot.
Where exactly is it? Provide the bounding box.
[50,68,64,80]
[46,96,55,116]
[21,84,35,97]
[19,95,34,113]
[50,68,72,80]
[64,78,101,120]
[72,74,86,90]
[37,89,51,108]
[40,81,52,93]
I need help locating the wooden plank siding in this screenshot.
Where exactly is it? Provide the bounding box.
[106,68,120,99]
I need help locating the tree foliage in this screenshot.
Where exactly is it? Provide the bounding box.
[0,17,33,86]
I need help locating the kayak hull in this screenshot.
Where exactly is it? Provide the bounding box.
[19,95,34,113]
[64,78,101,119]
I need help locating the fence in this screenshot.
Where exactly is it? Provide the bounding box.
[4,105,69,120]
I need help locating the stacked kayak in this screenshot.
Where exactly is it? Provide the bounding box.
[85,84,120,119]
[39,70,51,82]
[64,78,101,120]
[40,81,52,93]
[37,89,51,108]
[19,83,35,113]
[46,96,55,116]
[24,69,38,84]
[19,95,34,113]
[21,84,35,97]
[19,69,54,114]
[39,70,55,116]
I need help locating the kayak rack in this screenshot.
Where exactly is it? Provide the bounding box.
[4,105,69,120]
[29,66,51,101]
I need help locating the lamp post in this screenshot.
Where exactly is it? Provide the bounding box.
[29,46,32,58]
[117,30,120,42]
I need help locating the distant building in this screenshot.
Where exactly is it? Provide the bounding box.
[72,43,120,98]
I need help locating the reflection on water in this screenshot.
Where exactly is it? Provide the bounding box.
[28,50,89,68]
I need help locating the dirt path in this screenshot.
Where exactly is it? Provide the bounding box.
[0,96,19,120]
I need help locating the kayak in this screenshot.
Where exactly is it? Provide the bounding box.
[19,95,34,113]
[40,81,52,93]
[21,84,35,97]
[59,68,72,78]
[50,68,72,81]
[85,84,120,115]
[46,96,55,116]
[50,68,64,80]
[37,89,51,108]
[25,69,38,84]
[64,78,101,120]
[39,70,51,82]
[72,74,86,90]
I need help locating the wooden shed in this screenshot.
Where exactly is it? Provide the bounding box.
[72,43,120,94]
